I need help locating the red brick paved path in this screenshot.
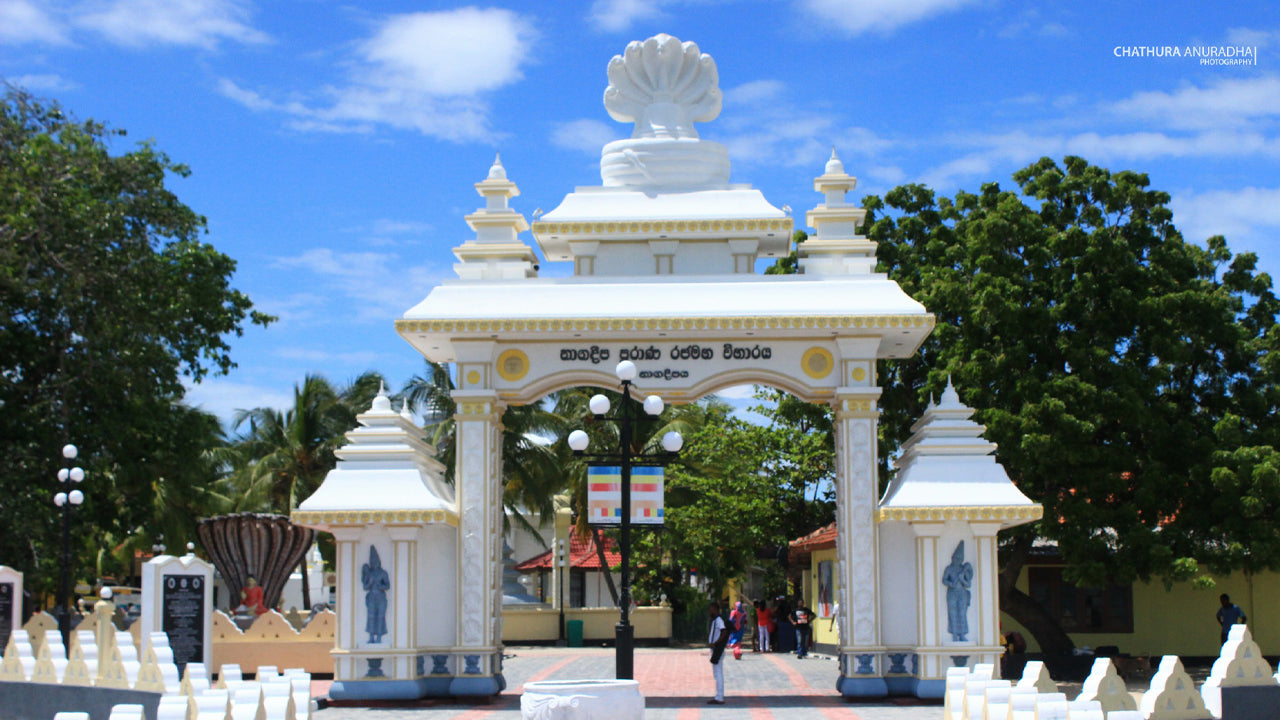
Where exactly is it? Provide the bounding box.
[314,648,941,720]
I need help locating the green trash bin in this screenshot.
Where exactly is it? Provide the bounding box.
[567,619,584,647]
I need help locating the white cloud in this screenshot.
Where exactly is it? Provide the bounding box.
[0,0,68,44]
[1226,26,1280,49]
[219,8,536,141]
[183,378,294,425]
[271,347,383,368]
[271,248,447,322]
[356,8,533,95]
[551,118,620,154]
[1111,75,1280,130]
[724,80,786,106]
[589,0,668,32]
[75,0,268,49]
[919,129,1280,190]
[713,384,757,400]
[9,73,76,91]
[369,219,433,236]
[997,8,1071,39]
[715,79,893,169]
[799,0,982,36]
[1171,187,1280,246]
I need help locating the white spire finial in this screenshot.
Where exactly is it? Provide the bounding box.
[488,152,507,179]
[371,381,392,413]
[400,398,414,421]
[825,147,844,175]
[939,375,961,406]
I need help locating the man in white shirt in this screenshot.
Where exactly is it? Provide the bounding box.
[708,601,730,704]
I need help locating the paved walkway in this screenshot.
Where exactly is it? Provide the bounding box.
[314,647,942,720]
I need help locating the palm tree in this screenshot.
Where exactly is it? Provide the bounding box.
[226,371,385,607]
[403,360,570,542]
[228,372,384,512]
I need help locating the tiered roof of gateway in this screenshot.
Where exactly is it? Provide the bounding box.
[399,34,932,360]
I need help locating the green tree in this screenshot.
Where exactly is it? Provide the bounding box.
[0,88,271,599]
[228,372,384,513]
[624,390,836,606]
[865,156,1280,653]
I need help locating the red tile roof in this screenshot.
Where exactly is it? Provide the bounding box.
[789,522,837,551]
[515,533,621,571]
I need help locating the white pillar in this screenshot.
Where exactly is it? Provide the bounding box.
[833,384,888,697]
[330,527,361,683]
[971,523,1003,654]
[0,566,23,650]
[389,526,418,678]
[450,386,505,695]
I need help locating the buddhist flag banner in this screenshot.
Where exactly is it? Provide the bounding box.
[587,465,665,526]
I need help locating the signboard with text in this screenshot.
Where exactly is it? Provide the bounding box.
[161,574,205,671]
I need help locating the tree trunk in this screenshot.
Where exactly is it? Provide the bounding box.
[1000,586,1075,656]
[300,554,312,611]
[591,527,620,607]
[999,531,1075,656]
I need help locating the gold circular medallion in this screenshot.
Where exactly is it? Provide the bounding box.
[801,347,834,379]
[466,370,480,385]
[496,349,529,381]
[852,367,866,382]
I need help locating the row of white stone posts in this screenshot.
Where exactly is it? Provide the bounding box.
[952,625,1279,720]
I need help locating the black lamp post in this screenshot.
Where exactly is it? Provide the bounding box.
[53,443,85,645]
[567,360,683,680]
[557,538,568,646]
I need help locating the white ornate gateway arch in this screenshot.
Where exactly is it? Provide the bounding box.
[296,33,1040,702]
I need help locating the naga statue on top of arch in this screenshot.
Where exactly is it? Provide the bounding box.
[604,33,722,140]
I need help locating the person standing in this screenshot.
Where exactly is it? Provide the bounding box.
[793,600,813,658]
[1216,594,1246,644]
[755,600,772,652]
[728,600,747,660]
[707,601,729,705]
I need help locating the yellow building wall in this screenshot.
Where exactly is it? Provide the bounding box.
[502,606,672,643]
[1001,567,1280,658]
[805,547,840,647]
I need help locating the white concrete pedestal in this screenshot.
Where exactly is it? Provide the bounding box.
[521,679,644,720]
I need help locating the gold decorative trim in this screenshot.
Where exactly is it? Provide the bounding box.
[496,349,529,381]
[851,367,867,382]
[876,506,1044,523]
[532,218,792,236]
[292,510,460,527]
[801,347,835,380]
[466,370,481,385]
[839,398,875,413]
[455,401,496,417]
[397,314,935,335]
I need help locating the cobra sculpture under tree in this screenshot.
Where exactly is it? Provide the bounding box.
[196,513,316,615]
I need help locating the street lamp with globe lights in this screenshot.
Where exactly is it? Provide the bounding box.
[567,360,682,680]
[54,443,86,643]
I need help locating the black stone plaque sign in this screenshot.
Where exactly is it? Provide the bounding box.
[0,581,13,649]
[161,574,205,670]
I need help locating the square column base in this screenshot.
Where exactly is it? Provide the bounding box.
[837,674,889,698]
[330,678,433,701]
[328,673,506,701]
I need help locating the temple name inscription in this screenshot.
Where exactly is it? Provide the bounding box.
[559,343,774,364]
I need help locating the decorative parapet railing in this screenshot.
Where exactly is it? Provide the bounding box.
[211,609,336,676]
[952,624,1279,720]
[1,604,673,688]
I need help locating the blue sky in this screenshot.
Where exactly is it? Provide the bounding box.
[3,0,1279,424]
